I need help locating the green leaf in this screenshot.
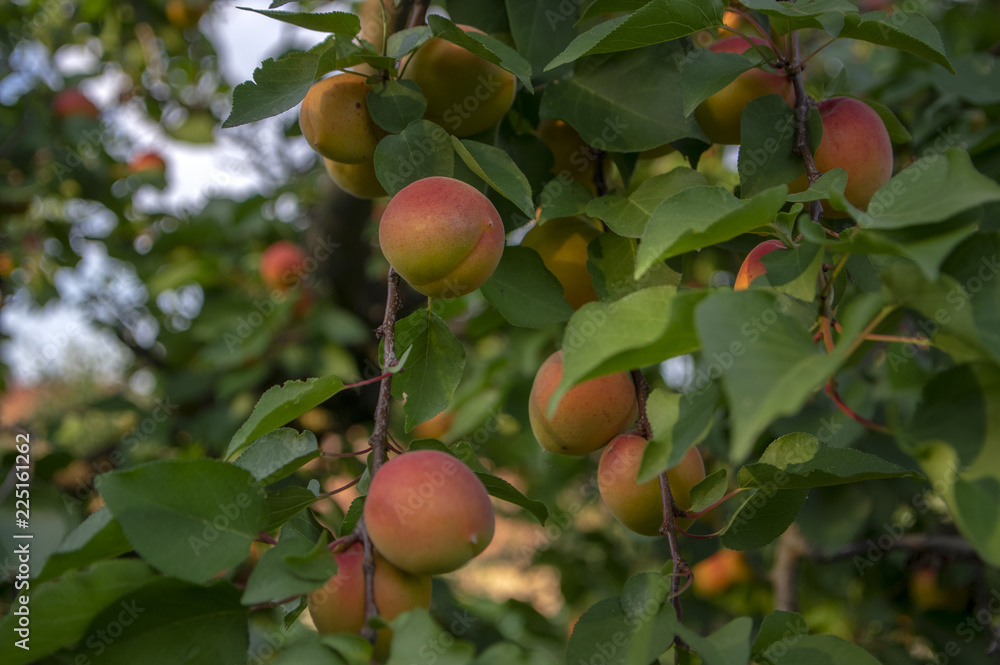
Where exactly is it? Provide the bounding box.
[694,291,885,462]
[238,7,361,35]
[674,617,753,665]
[539,178,592,223]
[387,610,476,665]
[340,496,366,535]
[638,386,718,483]
[374,120,455,196]
[506,0,580,80]
[541,42,707,152]
[739,0,858,35]
[266,486,321,532]
[636,186,787,277]
[451,138,535,217]
[390,309,466,432]
[367,80,427,134]
[234,428,320,485]
[682,48,766,117]
[427,15,533,89]
[587,233,681,302]
[688,469,729,513]
[579,0,649,22]
[857,148,1000,230]
[476,473,549,525]
[738,432,923,489]
[555,286,707,406]
[721,487,809,550]
[760,240,824,302]
[99,459,268,584]
[0,560,157,665]
[226,375,345,458]
[545,0,725,70]
[566,594,676,665]
[838,11,954,73]
[587,167,707,238]
[738,96,821,198]
[752,611,808,662]
[481,246,574,327]
[224,50,320,128]
[770,634,883,664]
[904,363,1000,567]
[34,507,130,584]
[70,579,249,665]
[386,26,432,59]
[241,529,337,605]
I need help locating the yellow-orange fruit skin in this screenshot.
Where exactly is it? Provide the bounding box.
[536,120,613,195]
[691,548,753,597]
[733,239,786,290]
[323,158,387,199]
[788,97,893,218]
[598,437,705,535]
[260,241,308,292]
[529,351,638,456]
[403,25,516,137]
[378,176,505,299]
[299,73,386,164]
[308,543,431,658]
[521,217,601,309]
[412,411,454,440]
[694,36,794,145]
[364,450,495,575]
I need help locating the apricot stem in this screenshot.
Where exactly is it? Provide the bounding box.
[328,533,361,552]
[344,371,394,390]
[317,474,362,497]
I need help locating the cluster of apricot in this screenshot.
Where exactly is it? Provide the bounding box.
[298,25,515,200]
[529,350,707,536]
[308,449,496,656]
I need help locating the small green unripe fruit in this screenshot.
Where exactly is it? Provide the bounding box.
[529,350,638,456]
[598,436,706,536]
[521,217,601,310]
[403,25,516,137]
[378,176,505,298]
[299,73,387,164]
[308,543,431,658]
[364,450,495,575]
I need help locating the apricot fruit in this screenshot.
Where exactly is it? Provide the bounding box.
[520,217,600,309]
[308,543,432,658]
[260,241,308,292]
[403,25,516,137]
[412,410,454,440]
[364,450,495,575]
[733,239,786,290]
[128,151,166,175]
[691,548,752,597]
[536,119,613,195]
[323,158,386,199]
[528,351,637,456]
[52,88,99,119]
[378,176,505,299]
[598,436,706,535]
[694,36,793,145]
[299,73,386,164]
[788,97,893,218]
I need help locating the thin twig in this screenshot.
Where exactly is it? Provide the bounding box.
[630,369,652,440]
[405,0,429,29]
[770,524,809,611]
[321,446,373,458]
[328,532,361,552]
[256,531,277,545]
[316,474,362,498]
[659,472,689,626]
[344,372,394,390]
[788,33,823,223]
[593,150,608,197]
[359,516,378,642]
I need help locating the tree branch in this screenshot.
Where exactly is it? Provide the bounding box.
[788,32,823,223]
[770,524,809,612]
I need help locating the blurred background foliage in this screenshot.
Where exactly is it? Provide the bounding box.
[1,0,999,663]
